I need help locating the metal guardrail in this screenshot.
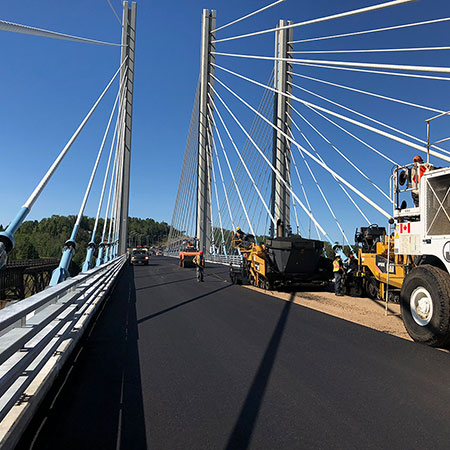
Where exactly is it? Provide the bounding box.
[0,254,127,450]
[206,254,242,266]
[164,251,242,267]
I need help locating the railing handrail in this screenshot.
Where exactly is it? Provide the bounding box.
[0,256,124,333]
[164,251,242,267]
[0,254,128,447]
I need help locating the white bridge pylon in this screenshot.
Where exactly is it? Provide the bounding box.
[167,0,450,260]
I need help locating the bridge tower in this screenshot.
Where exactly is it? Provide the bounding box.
[197,9,216,254]
[118,1,137,254]
[270,20,293,238]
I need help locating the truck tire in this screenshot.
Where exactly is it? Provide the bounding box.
[400,265,450,347]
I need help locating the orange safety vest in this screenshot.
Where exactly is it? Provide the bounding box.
[412,164,428,183]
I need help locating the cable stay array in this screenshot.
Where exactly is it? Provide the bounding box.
[0,2,136,283]
[168,0,450,267]
[167,82,201,251]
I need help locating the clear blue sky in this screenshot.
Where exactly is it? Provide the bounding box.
[1,0,450,242]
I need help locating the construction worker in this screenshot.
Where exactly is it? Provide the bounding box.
[235,227,245,241]
[342,253,359,296]
[193,251,205,282]
[234,227,252,249]
[333,255,344,296]
[411,155,433,207]
[346,253,358,272]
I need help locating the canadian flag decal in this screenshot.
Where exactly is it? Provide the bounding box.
[400,223,411,234]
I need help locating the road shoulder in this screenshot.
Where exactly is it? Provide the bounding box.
[244,286,411,341]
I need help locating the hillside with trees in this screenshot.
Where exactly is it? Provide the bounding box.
[0,216,169,273]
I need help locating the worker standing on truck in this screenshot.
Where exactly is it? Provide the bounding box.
[411,155,433,207]
[193,251,205,282]
[333,255,344,296]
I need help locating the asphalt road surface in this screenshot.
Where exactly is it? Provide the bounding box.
[18,256,450,450]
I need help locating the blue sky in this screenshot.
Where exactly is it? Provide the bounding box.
[1,0,450,242]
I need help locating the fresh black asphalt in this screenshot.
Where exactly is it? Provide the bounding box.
[18,256,450,450]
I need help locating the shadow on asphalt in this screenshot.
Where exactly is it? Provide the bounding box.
[134,269,185,278]
[225,291,296,450]
[16,265,148,450]
[137,284,231,324]
[135,276,197,290]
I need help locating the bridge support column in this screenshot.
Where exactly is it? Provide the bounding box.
[271,20,293,238]
[118,1,136,256]
[196,9,216,255]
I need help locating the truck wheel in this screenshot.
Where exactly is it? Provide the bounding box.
[400,265,450,347]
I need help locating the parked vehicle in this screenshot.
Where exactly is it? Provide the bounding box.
[343,164,450,347]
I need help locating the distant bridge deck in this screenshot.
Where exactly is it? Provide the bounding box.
[17,256,450,450]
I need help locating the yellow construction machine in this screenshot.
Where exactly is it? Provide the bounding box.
[347,225,408,302]
[230,230,332,290]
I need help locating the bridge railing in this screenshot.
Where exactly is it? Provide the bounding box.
[0,254,127,449]
[206,254,242,266]
[164,251,242,267]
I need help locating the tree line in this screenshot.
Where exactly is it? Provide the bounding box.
[0,216,170,273]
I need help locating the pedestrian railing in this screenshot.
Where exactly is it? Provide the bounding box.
[164,251,242,266]
[206,254,242,266]
[0,255,127,450]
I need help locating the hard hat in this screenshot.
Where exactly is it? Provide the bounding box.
[199,250,203,254]
[236,227,241,231]
[413,155,423,163]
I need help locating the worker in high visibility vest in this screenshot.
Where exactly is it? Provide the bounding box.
[333,255,344,296]
[411,155,433,207]
[193,251,205,282]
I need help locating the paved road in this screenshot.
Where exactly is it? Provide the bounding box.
[18,256,450,450]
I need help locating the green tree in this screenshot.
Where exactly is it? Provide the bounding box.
[15,236,39,259]
[6,215,170,273]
